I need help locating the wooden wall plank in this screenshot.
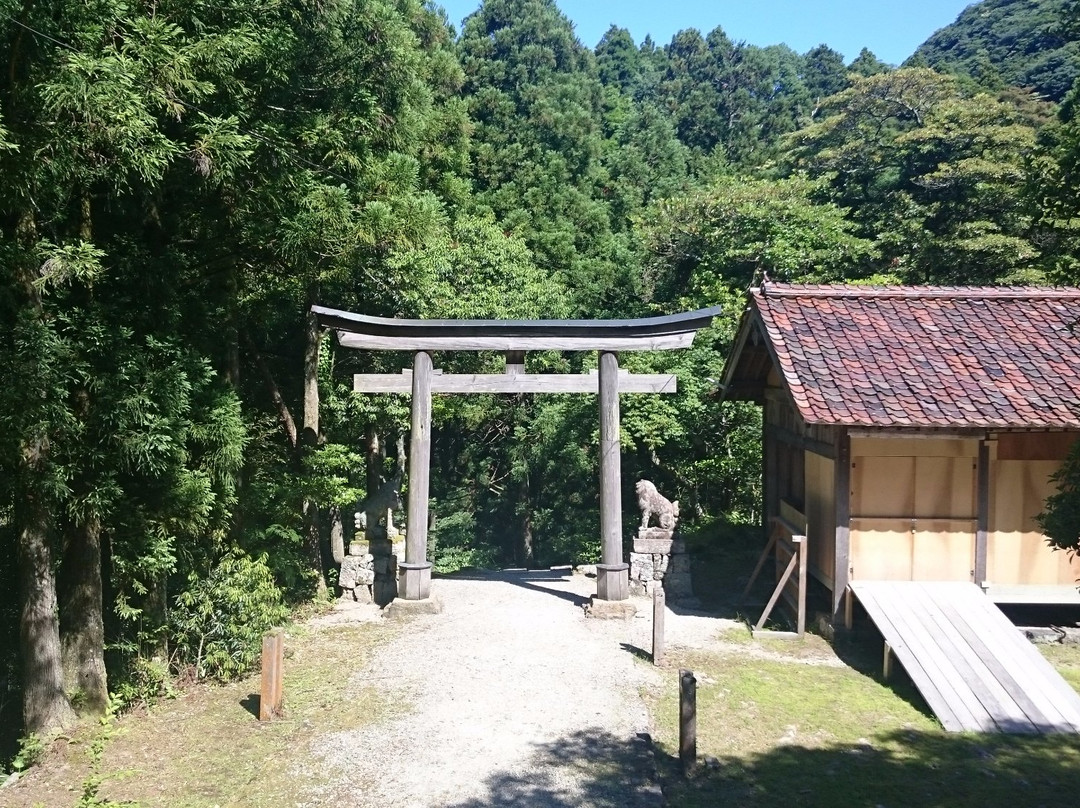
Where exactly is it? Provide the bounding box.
[911,521,975,581]
[997,432,1078,461]
[851,457,915,517]
[914,456,976,519]
[852,438,979,458]
[804,452,835,591]
[850,519,914,581]
[989,460,1080,586]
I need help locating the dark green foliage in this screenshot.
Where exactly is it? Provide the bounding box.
[911,0,1080,101]
[1038,439,1080,553]
[169,553,289,681]
[803,44,850,102]
[784,68,1049,283]
[848,47,891,77]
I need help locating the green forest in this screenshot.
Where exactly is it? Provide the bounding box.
[3,0,1080,758]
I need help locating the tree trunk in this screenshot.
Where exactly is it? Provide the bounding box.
[330,505,345,565]
[59,515,108,715]
[246,331,298,450]
[18,493,76,735]
[13,211,75,735]
[224,265,241,388]
[365,426,385,541]
[517,476,534,568]
[303,311,326,595]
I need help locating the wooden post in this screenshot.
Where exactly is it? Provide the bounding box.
[832,429,851,622]
[844,586,854,630]
[401,350,433,600]
[596,350,628,600]
[679,669,697,775]
[653,587,666,666]
[796,534,807,636]
[974,440,989,587]
[259,628,284,720]
[882,641,893,681]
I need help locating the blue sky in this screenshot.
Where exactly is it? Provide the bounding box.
[437,0,979,65]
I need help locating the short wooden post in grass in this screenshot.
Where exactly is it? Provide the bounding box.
[652,587,666,666]
[679,668,697,775]
[260,628,284,720]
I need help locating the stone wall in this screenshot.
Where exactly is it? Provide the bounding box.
[628,527,693,601]
[338,539,402,606]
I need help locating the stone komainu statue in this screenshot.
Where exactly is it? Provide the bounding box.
[636,479,679,530]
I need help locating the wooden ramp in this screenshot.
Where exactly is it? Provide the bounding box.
[848,581,1080,734]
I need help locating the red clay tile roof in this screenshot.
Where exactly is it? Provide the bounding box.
[746,284,1080,428]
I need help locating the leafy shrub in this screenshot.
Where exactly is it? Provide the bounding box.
[10,732,45,772]
[109,653,175,711]
[170,552,288,681]
[1038,439,1080,554]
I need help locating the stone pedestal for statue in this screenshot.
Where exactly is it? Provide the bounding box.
[361,536,403,607]
[629,527,694,601]
[338,542,376,603]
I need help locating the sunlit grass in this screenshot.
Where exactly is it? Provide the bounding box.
[650,639,1080,808]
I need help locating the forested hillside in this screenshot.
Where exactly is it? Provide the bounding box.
[911,0,1080,102]
[3,0,1080,761]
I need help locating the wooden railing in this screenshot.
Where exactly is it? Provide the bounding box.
[742,508,808,637]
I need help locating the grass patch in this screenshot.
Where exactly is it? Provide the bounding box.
[5,619,397,808]
[649,639,1080,808]
[1040,642,1080,691]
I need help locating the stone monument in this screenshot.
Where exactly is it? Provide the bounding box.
[629,480,694,601]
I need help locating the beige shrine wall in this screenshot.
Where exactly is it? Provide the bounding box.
[803,451,836,588]
[848,437,978,583]
[987,433,1080,587]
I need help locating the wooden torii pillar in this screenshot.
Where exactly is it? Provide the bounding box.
[312,306,720,611]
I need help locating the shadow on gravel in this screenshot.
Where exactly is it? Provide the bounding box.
[442,729,661,808]
[619,642,652,663]
[437,568,589,608]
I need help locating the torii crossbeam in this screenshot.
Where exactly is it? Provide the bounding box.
[313,305,720,612]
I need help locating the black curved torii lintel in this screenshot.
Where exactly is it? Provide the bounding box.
[311,304,722,352]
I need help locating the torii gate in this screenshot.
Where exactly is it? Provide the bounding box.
[312,305,720,613]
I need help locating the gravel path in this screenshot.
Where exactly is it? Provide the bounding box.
[305,569,734,807]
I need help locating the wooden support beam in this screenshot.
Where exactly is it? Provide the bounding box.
[754,547,800,632]
[767,423,836,459]
[596,351,628,601]
[504,350,525,375]
[653,587,666,666]
[402,351,433,600]
[741,527,780,601]
[796,534,807,637]
[882,641,893,681]
[353,369,677,394]
[974,440,990,586]
[832,429,851,622]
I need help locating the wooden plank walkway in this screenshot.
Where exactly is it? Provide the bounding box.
[849,581,1080,734]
